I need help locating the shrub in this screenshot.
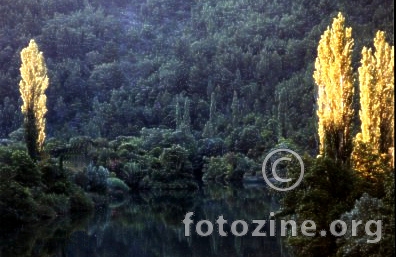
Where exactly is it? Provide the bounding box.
[106,177,130,192]
[40,160,73,194]
[336,193,394,256]
[39,193,70,214]
[0,146,13,163]
[121,162,146,188]
[160,144,192,174]
[85,163,109,193]
[198,138,226,157]
[229,154,258,180]
[73,171,90,190]
[11,150,42,187]
[70,190,94,212]
[140,128,197,155]
[202,156,232,182]
[0,181,38,222]
[202,153,257,182]
[0,166,15,183]
[280,156,358,257]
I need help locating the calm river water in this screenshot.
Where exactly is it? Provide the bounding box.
[0,184,290,257]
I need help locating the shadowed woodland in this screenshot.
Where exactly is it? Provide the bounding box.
[0,0,394,256]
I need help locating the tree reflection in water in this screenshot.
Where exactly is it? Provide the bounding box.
[1,184,290,257]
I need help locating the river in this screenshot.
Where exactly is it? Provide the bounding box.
[0,184,290,257]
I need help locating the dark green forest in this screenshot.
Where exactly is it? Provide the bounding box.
[0,0,393,145]
[0,0,394,256]
[0,0,393,180]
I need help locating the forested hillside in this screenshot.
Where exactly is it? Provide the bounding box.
[0,1,394,256]
[0,0,393,151]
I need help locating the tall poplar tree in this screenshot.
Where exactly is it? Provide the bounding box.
[19,39,49,160]
[353,31,394,174]
[313,12,354,163]
[372,31,394,154]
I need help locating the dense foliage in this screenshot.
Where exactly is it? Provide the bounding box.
[0,146,93,223]
[0,0,394,256]
[0,0,393,148]
[0,0,392,183]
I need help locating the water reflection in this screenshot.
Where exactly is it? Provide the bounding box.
[1,184,289,257]
[0,214,92,257]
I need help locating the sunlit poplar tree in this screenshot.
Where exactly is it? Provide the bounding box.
[19,39,49,160]
[313,12,354,163]
[353,31,394,175]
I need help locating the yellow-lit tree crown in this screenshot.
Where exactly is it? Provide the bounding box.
[313,12,354,162]
[373,31,394,154]
[357,31,394,153]
[353,31,394,175]
[358,46,380,150]
[19,39,49,159]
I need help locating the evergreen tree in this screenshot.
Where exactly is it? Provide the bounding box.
[175,97,182,130]
[19,39,49,160]
[277,88,287,139]
[203,92,217,138]
[181,98,191,134]
[313,13,354,164]
[232,69,242,91]
[231,90,239,127]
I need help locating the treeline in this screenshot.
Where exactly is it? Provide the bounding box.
[0,1,394,252]
[0,0,393,191]
[0,0,393,153]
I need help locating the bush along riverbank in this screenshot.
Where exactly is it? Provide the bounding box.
[0,146,94,224]
[1,126,264,223]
